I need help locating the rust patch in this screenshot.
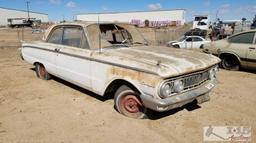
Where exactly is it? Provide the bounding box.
[110,66,162,87]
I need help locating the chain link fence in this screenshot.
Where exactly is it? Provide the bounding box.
[138,27,189,46]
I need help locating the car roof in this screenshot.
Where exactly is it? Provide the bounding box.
[51,21,132,28]
[185,35,204,39]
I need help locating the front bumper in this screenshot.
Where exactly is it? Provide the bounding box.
[140,79,217,112]
[19,48,24,60]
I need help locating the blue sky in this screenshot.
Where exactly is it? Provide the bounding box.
[0,0,255,22]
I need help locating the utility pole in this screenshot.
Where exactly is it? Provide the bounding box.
[26,1,30,19]
[215,10,219,23]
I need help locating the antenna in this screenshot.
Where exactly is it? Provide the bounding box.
[98,14,102,53]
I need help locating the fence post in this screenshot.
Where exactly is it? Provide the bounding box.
[17,27,20,41]
[22,26,24,41]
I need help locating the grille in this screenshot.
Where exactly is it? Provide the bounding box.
[182,71,210,90]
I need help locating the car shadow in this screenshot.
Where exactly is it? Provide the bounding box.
[147,100,201,120]
[240,68,256,74]
[219,67,256,74]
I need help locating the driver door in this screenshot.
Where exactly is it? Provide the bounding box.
[56,26,92,89]
[185,37,193,48]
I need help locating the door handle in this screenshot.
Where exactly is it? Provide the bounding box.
[249,47,255,50]
[54,48,60,52]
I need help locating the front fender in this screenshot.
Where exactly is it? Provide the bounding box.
[219,51,241,63]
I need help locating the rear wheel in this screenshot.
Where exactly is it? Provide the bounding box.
[221,55,240,71]
[114,85,147,119]
[35,63,51,80]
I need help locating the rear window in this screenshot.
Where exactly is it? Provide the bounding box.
[192,37,203,41]
[63,27,84,48]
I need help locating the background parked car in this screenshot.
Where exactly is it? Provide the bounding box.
[167,36,210,49]
[203,29,256,70]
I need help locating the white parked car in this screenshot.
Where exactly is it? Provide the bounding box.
[21,22,220,119]
[167,36,210,49]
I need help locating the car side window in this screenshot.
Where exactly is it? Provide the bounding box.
[192,37,203,42]
[186,38,192,42]
[62,27,89,49]
[228,32,255,44]
[47,28,63,44]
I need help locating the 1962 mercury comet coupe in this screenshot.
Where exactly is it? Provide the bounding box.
[21,22,220,118]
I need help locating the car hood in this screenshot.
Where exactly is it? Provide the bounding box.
[167,40,178,44]
[94,46,220,78]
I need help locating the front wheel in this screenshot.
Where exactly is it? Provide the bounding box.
[221,56,240,71]
[173,45,180,48]
[114,85,147,119]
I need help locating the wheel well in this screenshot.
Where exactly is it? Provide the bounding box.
[219,53,240,65]
[219,53,239,62]
[104,79,140,98]
[173,44,180,48]
[33,62,41,66]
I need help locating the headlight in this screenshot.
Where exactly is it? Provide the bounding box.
[214,65,219,72]
[174,80,184,93]
[159,79,185,98]
[159,82,174,98]
[209,66,218,80]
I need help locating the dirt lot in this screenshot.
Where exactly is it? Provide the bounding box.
[0,28,256,143]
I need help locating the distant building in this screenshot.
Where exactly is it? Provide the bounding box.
[0,7,49,26]
[193,15,210,30]
[76,9,186,27]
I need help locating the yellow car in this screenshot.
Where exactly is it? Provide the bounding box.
[203,29,256,70]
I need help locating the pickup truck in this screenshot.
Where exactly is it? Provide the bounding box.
[21,22,220,119]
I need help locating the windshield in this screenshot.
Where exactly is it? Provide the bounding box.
[177,36,186,42]
[86,23,147,50]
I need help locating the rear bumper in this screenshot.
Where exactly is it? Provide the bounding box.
[140,79,217,112]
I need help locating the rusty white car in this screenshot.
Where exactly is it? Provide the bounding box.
[203,29,256,71]
[21,22,220,119]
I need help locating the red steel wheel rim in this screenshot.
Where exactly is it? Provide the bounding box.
[39,66,46,78]
[121,95,142,113]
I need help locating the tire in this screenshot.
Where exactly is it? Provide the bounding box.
[221,56,240,71]
[35,63,51,80]
[173,45,180,48]
[114,85,147,119]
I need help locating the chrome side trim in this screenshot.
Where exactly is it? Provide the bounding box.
[23,46,158,75]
